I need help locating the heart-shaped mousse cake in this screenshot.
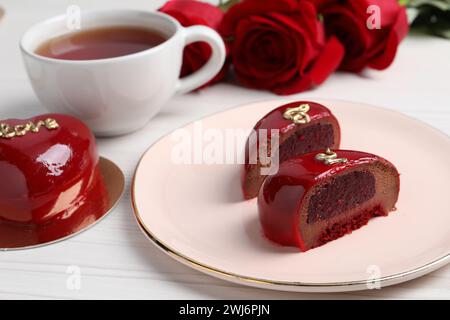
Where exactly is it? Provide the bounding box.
[258,149,400,251]
[0,114,100,226]
[242,101,341,199]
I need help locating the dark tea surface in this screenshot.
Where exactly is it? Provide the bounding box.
[35,26,167,60]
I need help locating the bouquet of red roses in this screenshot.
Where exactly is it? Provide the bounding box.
[159,0,409,95]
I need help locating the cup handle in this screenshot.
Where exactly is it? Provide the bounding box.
[175,25,226,95]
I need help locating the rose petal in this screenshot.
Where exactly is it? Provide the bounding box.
[159,0,223,29]
[233,21,309,89]
[272,36,344,95]
[368,7,408,70]
[245,14,318,72]
[158,0,228,88]
[220,0,300,36]
[306,35,344,85]
[322,6,371,72]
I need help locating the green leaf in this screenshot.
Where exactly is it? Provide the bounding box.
[407,0,450,38]
[218,0,240,12]
[410,5,450,38]
[408,0,450,11]
[427,15,450,38]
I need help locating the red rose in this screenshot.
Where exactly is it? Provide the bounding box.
[159,0,228,87]
[220,0,344,95]
[312,0,409,72]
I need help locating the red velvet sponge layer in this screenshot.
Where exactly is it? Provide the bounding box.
[279,123,335,163]
[307,170,376,223]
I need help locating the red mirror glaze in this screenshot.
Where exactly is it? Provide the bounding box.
[0,174,108,248]
[0,114,98,226]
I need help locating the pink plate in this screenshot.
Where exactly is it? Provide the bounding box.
[132,99,450,292]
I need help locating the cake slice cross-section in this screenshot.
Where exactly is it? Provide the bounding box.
[242,101,341,199]
[258,149,400,251]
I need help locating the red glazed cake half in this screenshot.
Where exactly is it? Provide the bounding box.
[242,101,340,199]
[258,149,400,251]
[0,113,102,227]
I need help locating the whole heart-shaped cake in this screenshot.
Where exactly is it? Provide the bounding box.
[0,113,102,227]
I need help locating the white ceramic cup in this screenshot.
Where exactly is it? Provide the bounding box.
[20,9,226,136]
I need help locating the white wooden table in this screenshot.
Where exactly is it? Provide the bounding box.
[0,0,449,299]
